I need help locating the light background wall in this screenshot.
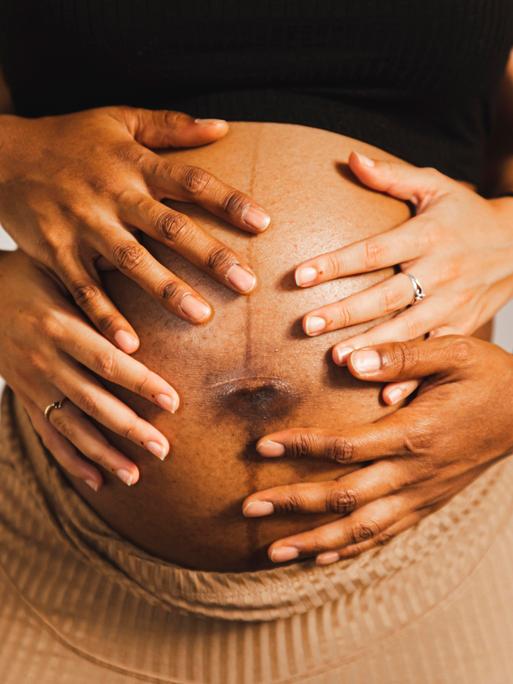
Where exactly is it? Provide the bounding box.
[0,227,512,394]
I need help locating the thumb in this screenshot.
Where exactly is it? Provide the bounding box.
[348,151,452,209]
[121,107,229,149]
[346,335,476,383]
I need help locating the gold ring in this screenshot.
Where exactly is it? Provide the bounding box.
[44,398,67,421]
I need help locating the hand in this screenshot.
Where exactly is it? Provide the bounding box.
[0,250,180,491]
[242,336,513,565]
[294,151,513,403]
[0,107,270,353]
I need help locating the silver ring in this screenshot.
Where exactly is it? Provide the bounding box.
[404,272,425,304]
[44,398,67,422]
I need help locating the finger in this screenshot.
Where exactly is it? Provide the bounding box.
[317,510,424,564]
[120,194,257,293]
[294,215,435,286]
[242,460,407,517]
[302,272,416,336]
[346,335,479,383]
[347,151,451,208]
[119,106,229,148]
[382,380,421,405]
[267,495,407,563]
[21,396,103,491]
[97,231,212,323]
[332,296,446,364]
[57,261,140,353]
[47,400,141,486]
[51,356,170,460]
[29,386,140,486]
[59,318,180,412]
[255,418,414,463]
[146,158,271,233]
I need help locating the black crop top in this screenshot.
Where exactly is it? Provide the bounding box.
[1,0,513,186]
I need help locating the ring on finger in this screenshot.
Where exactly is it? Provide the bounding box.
[44,397,68,422]
[403,272,425,305]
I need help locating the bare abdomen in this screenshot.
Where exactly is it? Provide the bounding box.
[73,123,430,570]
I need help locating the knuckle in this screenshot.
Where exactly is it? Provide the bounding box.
[364,240,383,269]
[71,282,100,308]
[351,519,380,545]
[327,487,358,515]
[375,530,395,547]
[381,284,404,314]
[206,246,236,272]
[155,211,191,243]
[325,437,354,464]
[222,190,249,217]
[135,373,151,397]
[51,412,74,440]
[160,279,186,304]
[75,392,98,418]
[112,241,145,272]
[289,432,318,459]
[274,492,305,513]
[448,338,475,367]
[97,314,118,335]
[386,341,420,372]
[41,313,65,341]
[322,252,342,278]
[161,109,189,129]
[181,165,212,195]
[403,419,433,454]
[96,351,117,379]
[333,305,352,329]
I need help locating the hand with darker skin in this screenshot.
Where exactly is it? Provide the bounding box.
[0,106,270,353]
[242,335,513,565]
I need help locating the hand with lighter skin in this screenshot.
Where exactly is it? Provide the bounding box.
[243,336,513,565]
[293,151,513,404]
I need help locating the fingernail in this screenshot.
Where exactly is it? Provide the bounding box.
[351,349,381,373]
[116,469,136,486]
[257,440,285,457]
[84,479,100,492]
[270,546,299,563]
[180,294,212,322]
[114,330,139,353]
[194,118,227,127]
[387,387,405,404]
[295,266,318,287]
[226,264,257,293]
[333,346,354,365]
[244,206,271,231]
[305,316,326,335]
[147,440,168,461]
[355,152,375,167]
[156,392,179,413]
[316,551,340,566]
[243,501,275,517]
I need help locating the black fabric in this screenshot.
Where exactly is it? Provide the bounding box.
[1,0,513,186]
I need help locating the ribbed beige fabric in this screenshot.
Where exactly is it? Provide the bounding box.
[1,387,513,683]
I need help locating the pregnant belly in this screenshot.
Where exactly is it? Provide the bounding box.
[72,123,441,570]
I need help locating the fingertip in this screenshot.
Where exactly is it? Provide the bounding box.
[156,390,180,414]
[350,150,375,169]
[295,265,318,287]
[256,439,285,457]
[332,346,354,366]
[114,329,140,354]
[84,477,102,493]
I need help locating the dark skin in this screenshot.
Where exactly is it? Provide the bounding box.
[243,336,513,565]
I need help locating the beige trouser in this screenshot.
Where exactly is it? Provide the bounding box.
[1,386,513,684]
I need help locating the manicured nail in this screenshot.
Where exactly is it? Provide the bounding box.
[305,316,326,335]
[316,551,340,566]
[180,294,212,322]
[226,264,257,293]
[351,349,381,373]
[116,469,136,486]
[333,346,354,365]
[194,118,227,127]
[114,330,139,353]
[84,479,100,492]
[156,392,179,413]
[257,440,285,457]
[244,206,271,231]
[147,441,168,461]
[243,501,275,517]
[355,152,375,167]
[295,266,318,287]
[387,387,404,404]
[270,546,299,563]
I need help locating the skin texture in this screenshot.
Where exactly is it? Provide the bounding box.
[60,122,492,572]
